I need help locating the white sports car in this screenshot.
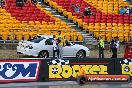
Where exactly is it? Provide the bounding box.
[17,35,90,58]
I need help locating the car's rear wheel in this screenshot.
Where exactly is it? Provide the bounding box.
[38,51,49,58]
[76,50,86,58]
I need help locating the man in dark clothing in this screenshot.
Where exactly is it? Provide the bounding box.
[84,6,94,16]
[16,0,24,9]
[32,0,37,5]
[129,8,132,14]
[110,37,118,58]
[0,0,5,9]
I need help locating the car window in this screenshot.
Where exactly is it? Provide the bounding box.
[45,38,53,45]
[28,36,41,41]
[30,37,45,43]
[65,40,71,46]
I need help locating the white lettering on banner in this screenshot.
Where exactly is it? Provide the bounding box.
[0,61,40,81]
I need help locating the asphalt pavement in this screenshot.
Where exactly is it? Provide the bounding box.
[0,81,132,88]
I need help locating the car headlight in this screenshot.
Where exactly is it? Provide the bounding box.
[87,48,90,51]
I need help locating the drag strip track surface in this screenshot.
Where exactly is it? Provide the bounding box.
[0,81,132,88]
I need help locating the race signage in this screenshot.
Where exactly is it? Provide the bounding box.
[47,59,114,80]
[86,75,130,82]
[120,59,132,76]
[0,60,41,82]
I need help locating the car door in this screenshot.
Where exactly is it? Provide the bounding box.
[63,43,76,56]
[44,38,54,56]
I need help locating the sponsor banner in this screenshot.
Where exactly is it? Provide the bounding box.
[115,58,132,77]
[86,75,130,82]
[0,60,41,82]
[47,59,114,81]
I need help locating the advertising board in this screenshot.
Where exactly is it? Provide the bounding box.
[85,75,130,82]
[120,59,132,77]
[47,59,114,81]
[0,60,41,82]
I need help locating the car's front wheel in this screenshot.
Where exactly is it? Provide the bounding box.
[76,50,86,58]
[38,51,49,58]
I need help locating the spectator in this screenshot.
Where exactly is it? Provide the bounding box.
[129,8,132,14]
[16,0,24,9]
[31,0,38,5]
[123,0,128,2]
[110,37,119,58]
[84,6,93,16]
[72,4,80,13]
[0,0,5,9]
[124,0,132,4]
[116,38,120,53]
[53,35,59,58]
[124,6,129,14]
[119,6,126,14]
[98,36,105,59]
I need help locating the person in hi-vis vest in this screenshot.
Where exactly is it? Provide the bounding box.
[56,31,66,58]
[98,36,105,59]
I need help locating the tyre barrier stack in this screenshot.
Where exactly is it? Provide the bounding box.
[0,58,131,83]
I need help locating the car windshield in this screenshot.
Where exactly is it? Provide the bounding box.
[30,37,45,43]
[45,38,53,45]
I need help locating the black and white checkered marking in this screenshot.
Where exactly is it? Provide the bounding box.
[124,66,130,72]
[120,58,132,65]
[52,67,58,74]
[47,59,69,66]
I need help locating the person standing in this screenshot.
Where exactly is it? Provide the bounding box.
[53,35,59,58]
[110,37,118,58]
[1,0,5,9]
[31,0,37,5]
[119,6,126,14]
[116,37,120,53]
[16,0,24,9]
[56,31,65,59]
[98,36,105,59]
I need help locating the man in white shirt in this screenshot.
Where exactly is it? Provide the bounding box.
[53,35,59,58]
[124,6,130,14]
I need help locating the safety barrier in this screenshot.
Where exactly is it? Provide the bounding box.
[0,58,131,83]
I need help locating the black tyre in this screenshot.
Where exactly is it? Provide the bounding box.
[76,50,86,58]
[38,51,49,58]
[77,76,87,85]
